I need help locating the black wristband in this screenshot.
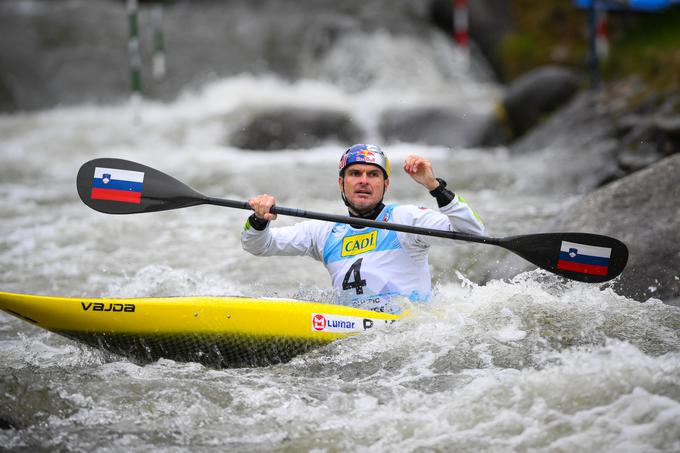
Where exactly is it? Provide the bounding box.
[429,178,447,197]
[247,213,269,231]
[429,178,456,207]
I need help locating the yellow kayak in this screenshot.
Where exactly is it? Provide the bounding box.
[0,291,401,367]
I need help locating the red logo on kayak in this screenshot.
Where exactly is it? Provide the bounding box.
[312,314,327,331]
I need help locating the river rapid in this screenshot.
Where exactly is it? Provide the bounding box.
[1,48,680,452]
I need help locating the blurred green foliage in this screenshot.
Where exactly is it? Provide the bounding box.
[603,7,680,90]
[498,1,680,90]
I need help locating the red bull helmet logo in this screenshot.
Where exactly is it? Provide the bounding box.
[339,144,390,178]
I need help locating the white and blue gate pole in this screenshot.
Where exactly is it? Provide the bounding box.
[127,0,142,119]
[152,1,166,80]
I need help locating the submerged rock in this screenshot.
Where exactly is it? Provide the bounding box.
[476,65,583,147]
[379,106,490,148]
[501,65,582,138]
[229,107,362,150]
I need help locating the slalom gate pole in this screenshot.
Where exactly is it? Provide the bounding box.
[452,0,470,67]
[127,0,142,120]
[152,2,166,80]
[452,0,469,50]
[595,6,609,59]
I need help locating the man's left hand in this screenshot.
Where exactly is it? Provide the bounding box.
[403,154,440,191]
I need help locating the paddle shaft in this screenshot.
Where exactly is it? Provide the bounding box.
[203,195,629,283]
[76,158,629,283]
[205,196,500,245]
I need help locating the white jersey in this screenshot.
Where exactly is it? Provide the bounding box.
[241,196,484,313]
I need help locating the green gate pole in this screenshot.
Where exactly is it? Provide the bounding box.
[127,0,142,101]
[152,2,166,80]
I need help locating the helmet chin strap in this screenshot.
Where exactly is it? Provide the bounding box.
[341,178,387,218]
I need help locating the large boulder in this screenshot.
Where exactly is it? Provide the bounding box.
[507,79,680,186]
[378,106,491,147]
[489,154,680,303]
[502,66,581,138]
[476,66,583,147]
[229,107,362,150]
[616,92,680,173]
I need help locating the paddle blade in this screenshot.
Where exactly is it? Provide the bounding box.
[499,232,628,283]
[77,158,206,214]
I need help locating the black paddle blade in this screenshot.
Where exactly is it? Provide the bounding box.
[77,158,207,214]
[499,232,629,283]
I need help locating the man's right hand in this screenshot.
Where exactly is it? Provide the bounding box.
[248,194,278,221]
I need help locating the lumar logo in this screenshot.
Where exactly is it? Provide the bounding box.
[311,313,394,333]
[81,302,135,313]
[341,230,378,257]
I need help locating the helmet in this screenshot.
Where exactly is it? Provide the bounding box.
[339,144,390,178]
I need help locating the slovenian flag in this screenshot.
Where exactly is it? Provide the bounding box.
[91,167,144,204]
[557,240,611,276]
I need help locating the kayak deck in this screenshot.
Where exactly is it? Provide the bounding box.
[0,292,401,367]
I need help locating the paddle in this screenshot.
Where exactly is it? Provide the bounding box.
[77,158,628,283]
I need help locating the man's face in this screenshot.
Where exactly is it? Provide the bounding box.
[339,163,389,213]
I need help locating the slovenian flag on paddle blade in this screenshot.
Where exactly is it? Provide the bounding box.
[91,167,144,204]
[557,240,611,276]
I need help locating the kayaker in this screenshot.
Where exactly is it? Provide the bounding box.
[241,144,485,313]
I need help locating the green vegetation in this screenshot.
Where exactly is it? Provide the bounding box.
[498,1,588,80]
[498,1,680,91]
[604,7,680,90]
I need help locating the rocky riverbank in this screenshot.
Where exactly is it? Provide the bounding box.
[489,78,680,303]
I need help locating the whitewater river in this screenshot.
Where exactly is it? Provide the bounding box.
[1,68,679,450]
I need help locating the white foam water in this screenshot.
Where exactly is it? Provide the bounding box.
[0,73,678,451]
